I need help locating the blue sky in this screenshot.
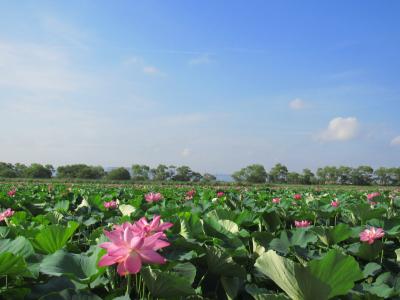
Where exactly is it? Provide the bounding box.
[0,1,399,173]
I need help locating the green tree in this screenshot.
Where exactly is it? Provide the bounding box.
[374,167,392,185]
[131,164,151,181]
[202,173,217,182]
[232,164,268,183]
[57,164,104,179]
[337,166,353,185]
[317,166,338,184]
[151,164,170,181]
[287,172,302,184]
[173,166,193,181]
[23,163,53,178]
[302,168,316,185]
[0,162,18,178]
[269,163,288,183]
[107,167,131,180]
[351,166,374,185]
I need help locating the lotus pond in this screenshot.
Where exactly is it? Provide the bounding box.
[0,183,400,299]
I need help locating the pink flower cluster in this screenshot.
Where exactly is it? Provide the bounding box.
[359,226,385,244]
[0,208,15,222]
[216,191,225,198]
[294,220,311,228]
[272,197,281,204]
[104,200,118,209]
[186,189,196,200]
[293,194,302,200]
[99,215,173,276]
[331,200,340,207]
[145,192,163,203]
[367,192,380,205]
[7,189,16,197]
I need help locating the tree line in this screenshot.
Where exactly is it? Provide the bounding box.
[0,162,399,186]
[232,164,400,186]
[0,163,216,182]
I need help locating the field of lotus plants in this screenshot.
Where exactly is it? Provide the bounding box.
[0,183,400,299]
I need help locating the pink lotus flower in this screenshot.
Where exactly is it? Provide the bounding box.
[359,227,385,244]
[294,220,311,228]
[272,198,281,204]
[217,191,225,198]
[331,200,340,207]
[99,216,172,276]
[145,192,163,203]
[0,208,15,222]
[104,200,118,209]
[7,189,16,197]
[185,189,196,200]
[131,215,173,238]
[367,192,380,201]
[293,194,302,200]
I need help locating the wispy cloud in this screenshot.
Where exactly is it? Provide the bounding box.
[143,66,164,76]
[123,56,164,76]
[289,98,306,110]
[0,40,87,92]
[189,53,213,65]
[317,117,359,142]
[390,136,400,146]
[181,148,190,157]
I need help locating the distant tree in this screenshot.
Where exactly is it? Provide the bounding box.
[374,167,392,185]
[173,166,193,181]
[351,166,374,185]
[107,167,131,180]
[0,162,18,178]
[57,164,105,179]
[191,171,203,182]
[202,173,217,182]
[131,164,151,181]
[232,164,268,183]
[317,166,338,184]
[337,166,353,185]
[390,168,400,186]
[269,163,288,183]
[301,168,316,185]
[14,163,28,177]
[23,163,53,178]
[287,172,302,184]
[151,164,170,181]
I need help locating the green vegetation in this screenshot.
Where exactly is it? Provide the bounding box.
[0,183,399,299]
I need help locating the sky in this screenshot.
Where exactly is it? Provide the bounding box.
[0,1,400,174]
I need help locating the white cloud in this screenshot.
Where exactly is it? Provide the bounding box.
[317,117,359,142]
[189,54,212,65]
[143,66,163,76]
[289,98,306,110]
[390,136,400,146]
[181,148,190,157]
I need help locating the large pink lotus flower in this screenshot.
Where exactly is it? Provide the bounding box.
[293,194,302,200]
[359,227,385,244]
[294,220,311,228]
[104,200,118,209]
[0,208,15,222]
[272,198,281,204]
[331,200,340,207]
[7,189,16,197]
[217,191,225,198]
[145,192,163,203]
[99,216,172,276]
